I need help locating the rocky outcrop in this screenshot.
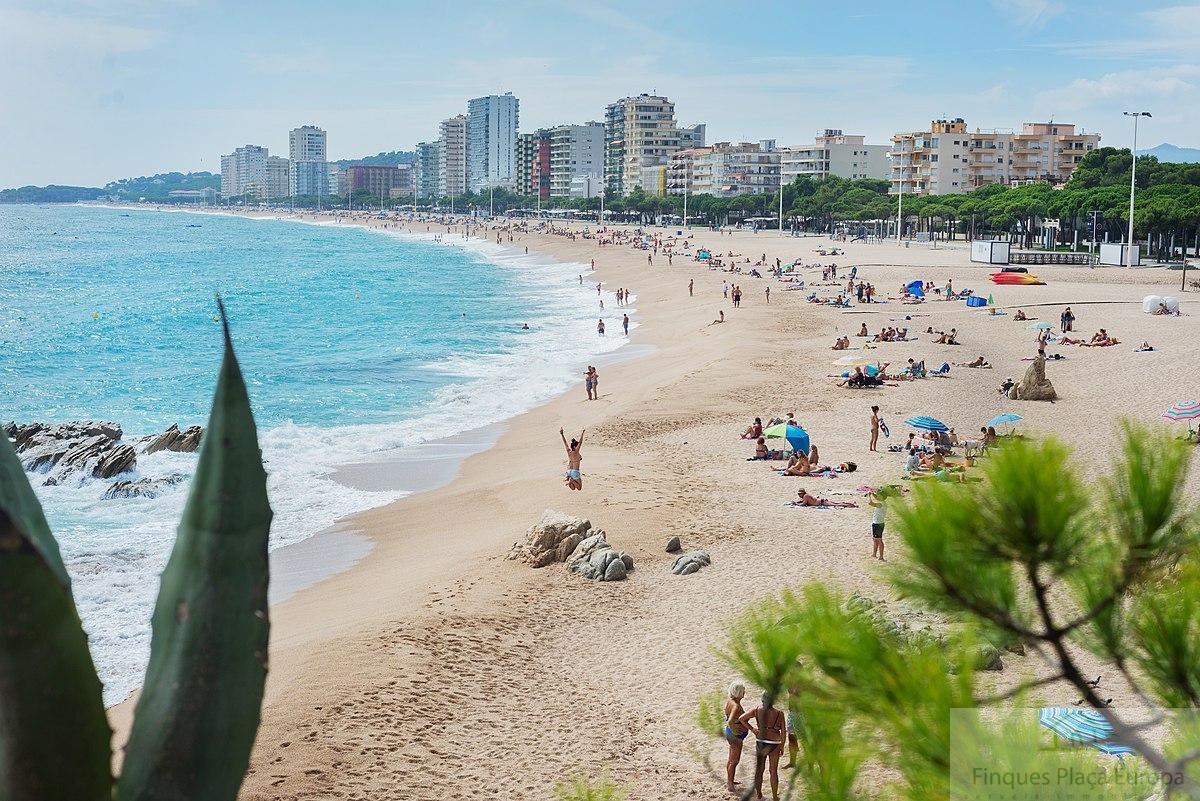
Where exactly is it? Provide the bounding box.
[142,424,204,454]
[1008,357,1056,401]
[566,533,634,582]
[103,473,187,500]
[671,549,711,575]
[6,421,136,483]
[508,510,598,568]
[665,536,682,553]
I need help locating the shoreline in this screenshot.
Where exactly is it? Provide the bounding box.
[86,204,1194,799]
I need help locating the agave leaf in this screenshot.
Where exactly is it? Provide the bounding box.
[117,300,272,801]
[0,427,112,800]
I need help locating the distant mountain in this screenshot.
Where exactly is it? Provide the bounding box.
[0,185,106,203]
[335,150,416,169]
[1138,143,1200,164]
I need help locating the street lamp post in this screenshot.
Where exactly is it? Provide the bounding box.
[1122,111,1151,267]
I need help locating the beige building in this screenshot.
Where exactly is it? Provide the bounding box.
[265,156,290,199]
[780,130,890,182]
[439,114,468,197]
[549,122,604,198]
[890,118,1101,196]
[667,141,780,197]
[604,94,704,195]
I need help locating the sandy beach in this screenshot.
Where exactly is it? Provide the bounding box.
[105,211,1197,800]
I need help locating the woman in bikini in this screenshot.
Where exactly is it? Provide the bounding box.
[795,488,858,508]
[740,692,786,801]
[560,428,584,490]
[723,682,748,792]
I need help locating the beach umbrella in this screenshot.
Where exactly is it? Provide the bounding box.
[988,413,1023,428]
[904,415,949,432]
[1162,400,1200,422]
[764,422,810,454]
[832,355,875,367]
[1037,708,1134,756]
[1027,321,1053,330]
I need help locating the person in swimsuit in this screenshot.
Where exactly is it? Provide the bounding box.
[795,488,858,508]
[560,428,584,490]
[870,405,880,452]
[740,692,785,801]
[583,366,596,400]
[723,681,748,792]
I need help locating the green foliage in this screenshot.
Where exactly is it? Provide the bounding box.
[715,426,1200,800]
[555,773,627,801]
[1,300,273,801]
[0,434,112,801]
[0,184,107,203]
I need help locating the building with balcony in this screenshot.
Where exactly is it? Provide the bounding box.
[515,129,552,199]
[605,94,702,195]
[439,114,468,197]
[415,141,441,199]
[667,141,780,197]
[220,144,268,198]
[265,156,290,199]
[288,125,327,196]
[549,122,604,198]
[889,118,1100,196]
[467,93,519,192]
[780,130,889,183]
[346,165,412,198]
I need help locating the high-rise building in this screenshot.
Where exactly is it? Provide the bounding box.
[219,145,268,198]
[549,122,604,198]
[466,93,519,192]
[346,165,412,198]
[515,129,551,199]
[680,123,706,149]
[605,94,703,195]
[439,114,468,197]
[667,141,780,197]
[265,156,290,199]
[780,130,890,183]
[415,141,442,199]
[889,118,1101,196]
[289,125,328,196]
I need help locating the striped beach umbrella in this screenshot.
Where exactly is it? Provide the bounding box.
[1037,708,1134,756]
[832,355,875,367]
[1162,400,1200,422]
[904,415,949,432]
[1027,321,1053,330]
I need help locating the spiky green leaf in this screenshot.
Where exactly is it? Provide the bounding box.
[0,428,112,801]
[117,301,272,801]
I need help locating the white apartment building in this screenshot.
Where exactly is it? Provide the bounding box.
[568,173,604,199]
[289,125,328,196]
[415,141,441,199]
[605,94,685,195]
[439,114,468,197]
[667,141,780,197]
[466,93,519,192]
[265,156,290,199]
[780,130,890,182]
[220,144,268,198]
[890,118,1101,196]
[549,122,604,197]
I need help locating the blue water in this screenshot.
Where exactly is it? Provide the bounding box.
[0,204,628,703]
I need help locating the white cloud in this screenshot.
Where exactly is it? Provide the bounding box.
[993,0,1065,29]
[0,7,158,58]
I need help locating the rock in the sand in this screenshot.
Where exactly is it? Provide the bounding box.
[665,536,682,553]
[1008,356,1056,401]
[142,423,204,454]
[507,510,596,567]
[566,533,633,582]
[671,549,711,575]
[103,472,187,500]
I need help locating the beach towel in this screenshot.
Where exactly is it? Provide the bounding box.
[784,502,835,509]
[879,417,890,438]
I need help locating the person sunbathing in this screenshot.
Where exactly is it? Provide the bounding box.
[742,418,764,439]
[1135,341,1155,352]
[831,336,849,350]
[837,367,866,387]
[783,452,811,476]
[793,488,857,508]
[1059,335,1083,345]
[1153,303,1171,315]
[808,445,820,470]
[960,355,990,368]
[857,323,869,337]
[1014,309,1028,321]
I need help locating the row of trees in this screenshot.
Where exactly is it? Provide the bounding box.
[235,148,1200,256]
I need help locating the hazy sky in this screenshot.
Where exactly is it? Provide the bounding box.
[2,0,1198,187]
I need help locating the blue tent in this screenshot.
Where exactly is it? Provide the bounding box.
[906,280,925,298]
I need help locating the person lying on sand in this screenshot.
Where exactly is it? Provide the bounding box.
[1135,341,1155,352]
[792,488,858,508]
[1082,329,1120,347]
[560,428,585,491]
[1014,309,1028,321]
[959,355,990,368]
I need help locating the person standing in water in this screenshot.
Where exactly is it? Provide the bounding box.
[560,428,584,490]
[622,313,629,335]
[597,319,605,336]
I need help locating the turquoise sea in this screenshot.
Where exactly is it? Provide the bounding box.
[0,204,628,703]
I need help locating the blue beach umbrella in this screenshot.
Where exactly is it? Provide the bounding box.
[988,413,1023,428]
[785,424,810,455]
[906,280,925,298]
[904,415,949,432]
[1037,708,1134,756]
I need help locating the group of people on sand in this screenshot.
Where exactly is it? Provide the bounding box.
[722,684,792,800]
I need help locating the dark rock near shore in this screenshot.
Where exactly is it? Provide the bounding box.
[142,424,204,454]
[6,420,134,483]
[103,473,187,500]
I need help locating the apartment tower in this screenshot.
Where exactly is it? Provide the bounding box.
[466,93,519,193]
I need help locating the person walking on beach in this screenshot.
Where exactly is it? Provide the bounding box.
[622,313,629,335]
[597,319,605,336]
[765,286,770,304]
[560,428,585,490]
[741,693,785,801]
[723,280,729,299]
[689,278,694,297]
[869,489,888,560]
[869,406,881,452]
